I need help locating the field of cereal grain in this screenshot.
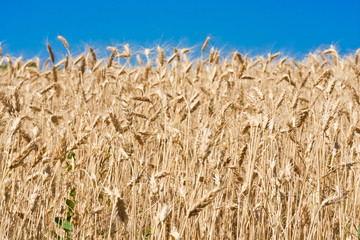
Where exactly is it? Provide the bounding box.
[0,38,360,239]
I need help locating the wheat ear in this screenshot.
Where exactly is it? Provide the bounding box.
[188,187,221,217]
[47,43,55,64]
[57,35,69,52]
[201,37,210,53]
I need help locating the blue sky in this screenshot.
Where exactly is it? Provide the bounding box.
[1,0,359,60]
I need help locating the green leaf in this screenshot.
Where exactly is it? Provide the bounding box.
[66,212,72,222]
[55,217,72,233]
[62,220,72,232]
[67,151,75,159]
[98,191,103,201]
[66,162,72,172]
[55,217,63,228]
[144,228,152,240]
[69,188,76,198]
[357,226,360,240]
[66,199,76,212]
[51,230,62,240]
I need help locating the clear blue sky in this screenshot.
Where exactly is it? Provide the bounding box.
[1,0,359,59]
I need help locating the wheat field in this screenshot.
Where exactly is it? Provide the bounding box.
[0,38,360,239]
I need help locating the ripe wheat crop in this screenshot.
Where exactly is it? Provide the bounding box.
[0,37,360,239]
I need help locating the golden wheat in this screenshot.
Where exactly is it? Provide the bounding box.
[0,42,359,239]
[57,35,70,52]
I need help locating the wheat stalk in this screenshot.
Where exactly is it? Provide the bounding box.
[188,187,221,218]
[107,49,117,68]
[268,52,280,63]
[157,46,164,67]
[201,37,210,53]
[57,35,69,52]
[46,43,55,64]
[9,139,38,169]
